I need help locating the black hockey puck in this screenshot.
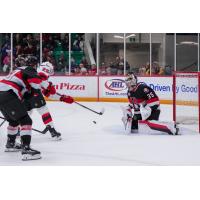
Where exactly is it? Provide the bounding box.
[93,121,97,124]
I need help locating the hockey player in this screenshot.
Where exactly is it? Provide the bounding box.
[122,72,178,135]
[22,60,64,140]
[0,57,74,161]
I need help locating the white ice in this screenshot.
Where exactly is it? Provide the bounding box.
[0,102,200,166]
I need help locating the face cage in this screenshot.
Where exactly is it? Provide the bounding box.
[125,79,136,88]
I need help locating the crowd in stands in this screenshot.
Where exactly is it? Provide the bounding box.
[99,56,130,75]
[0,34,11,73]
[1,33,173,76]
[42,33,84,73]
[13,33,40,61]
[138,61,172,76]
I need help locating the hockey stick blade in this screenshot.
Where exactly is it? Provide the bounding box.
[99,108,105,115]
[56,92,104,116]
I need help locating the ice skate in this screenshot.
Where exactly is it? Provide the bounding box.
[21,145,41,161]
[46,125,62,141]
[5,140,21,152]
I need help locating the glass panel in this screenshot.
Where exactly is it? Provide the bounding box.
[0,33,11,75]
[71,33,91,75]
[85,33,97,75]
[42,33,69,75]
[13,33,40,68]
[99,33,124,75]
[176,33,198,72]
[151,33,174,76]
[126,33,150,75]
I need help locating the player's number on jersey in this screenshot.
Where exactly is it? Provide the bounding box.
[147,92,154,99]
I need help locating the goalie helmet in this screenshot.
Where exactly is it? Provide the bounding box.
[125,73,137,88]
[37,62,54,77]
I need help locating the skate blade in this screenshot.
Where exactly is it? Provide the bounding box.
[52,136,62,141]
[22,154,41,161]
[5,148,21,152]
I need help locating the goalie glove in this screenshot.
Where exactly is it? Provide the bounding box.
[60,95,74,104]
[140,105,152,120]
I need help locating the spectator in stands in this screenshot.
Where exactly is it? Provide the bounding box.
[74,66,81,75]
[13,33,22,47]
[165,65,172,75]
[117,61,124,75]
[23,42,37,55]
[2,51,11,73]
[152,61,160,75]
[158,66,165,75]
[1,43,10,67]
[109,61,117,75]
[106,66,112,75]
[139,65,147,75]
[99,62,107,75]
[80,56,88,67]
[145,63,150,75]
[79,63,88,75]
[56,52,66,72]
[72,35,84,51]
[61,34,69,51]
[88,64,97,75]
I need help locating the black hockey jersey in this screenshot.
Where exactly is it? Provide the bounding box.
[0,66,49,100]
[127,82,160,111]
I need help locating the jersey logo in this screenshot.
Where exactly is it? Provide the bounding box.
[144,88,149,93]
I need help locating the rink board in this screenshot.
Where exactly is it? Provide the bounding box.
[0,75,198,105]
[49,76,198,106]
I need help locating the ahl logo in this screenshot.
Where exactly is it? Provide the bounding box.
[105,79,127,91]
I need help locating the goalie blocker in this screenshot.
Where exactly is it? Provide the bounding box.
[123,73,179,135]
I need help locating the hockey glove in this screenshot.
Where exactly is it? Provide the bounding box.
[140,105,152,120]
[43,82,56,97]
[60,95,74,104]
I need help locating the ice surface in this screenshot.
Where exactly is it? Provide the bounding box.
[0,102,200,166]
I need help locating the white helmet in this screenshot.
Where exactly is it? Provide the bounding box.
[37,62,54,77]
[125,73,137,88]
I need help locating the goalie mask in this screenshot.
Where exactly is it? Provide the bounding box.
[125,73,137,89]
[37,62,54,78]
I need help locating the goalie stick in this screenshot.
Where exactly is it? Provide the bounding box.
[0,116,48,134]
[57,93,105,115]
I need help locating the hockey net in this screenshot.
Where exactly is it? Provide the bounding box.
[173,72,200,133]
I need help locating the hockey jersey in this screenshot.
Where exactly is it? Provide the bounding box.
[0,66,50,100]
[127,82,160,111]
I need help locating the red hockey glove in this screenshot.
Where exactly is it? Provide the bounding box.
[60,95,74,104]
[43,82,56,97]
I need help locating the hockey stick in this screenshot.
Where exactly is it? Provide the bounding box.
[0,116,48,134]
[57,93,105,115]
[32,127,49,134]
[74,101,105,115]
[0,119,6,127]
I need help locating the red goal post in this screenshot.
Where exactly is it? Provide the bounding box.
[173,72,200,133]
